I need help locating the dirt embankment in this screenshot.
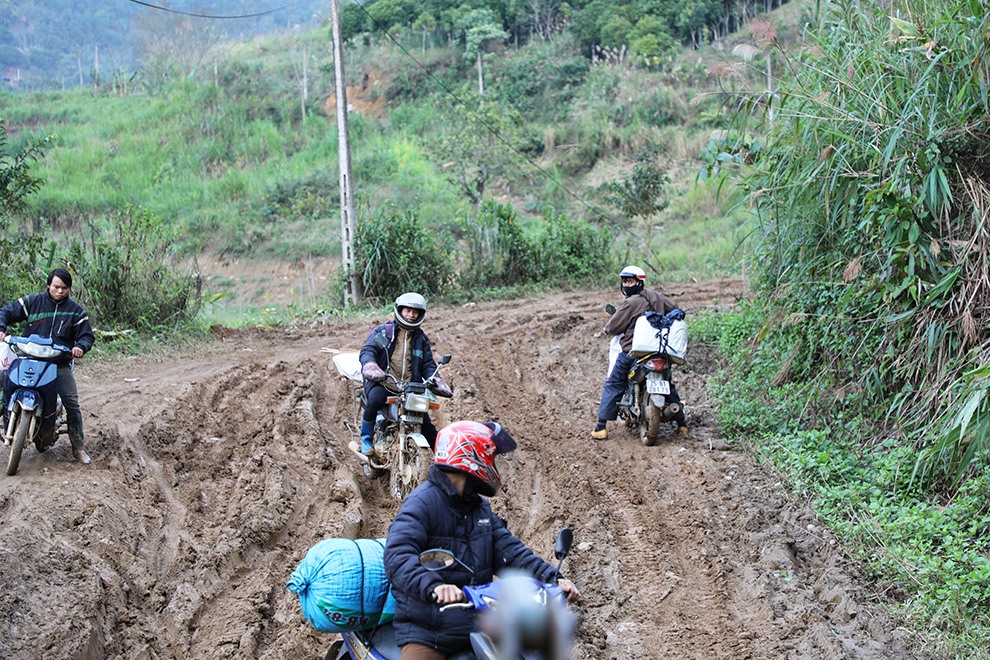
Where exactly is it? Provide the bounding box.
[0,281,923,659]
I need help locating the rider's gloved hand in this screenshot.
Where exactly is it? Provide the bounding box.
[430,376,453,398]
[362,362,387,382]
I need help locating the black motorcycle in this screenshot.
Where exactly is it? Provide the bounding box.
[606,305,685,446]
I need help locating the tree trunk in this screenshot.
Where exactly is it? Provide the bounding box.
[477,51,484,96]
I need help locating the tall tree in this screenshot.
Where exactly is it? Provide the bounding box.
[426,95,529,205]
[457,8,508,95]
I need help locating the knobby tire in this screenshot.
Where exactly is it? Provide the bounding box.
[641,397,662,447]
[6,411,31,476]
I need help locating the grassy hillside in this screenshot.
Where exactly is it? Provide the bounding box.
[0,4,781,319]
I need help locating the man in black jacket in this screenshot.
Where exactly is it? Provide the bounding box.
[0,268,95,464]
[384,420,580,659]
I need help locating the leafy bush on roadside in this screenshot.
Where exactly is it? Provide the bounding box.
[460,200,535,289]
[355,204,454,304]
[66,206,201,333]
[0,119,57,302]
[706,304,990,653]
[459,200,610,290]
[535,206,611,283]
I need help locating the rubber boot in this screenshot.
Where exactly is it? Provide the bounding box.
[360,419,374,454]
[66,408,90,464]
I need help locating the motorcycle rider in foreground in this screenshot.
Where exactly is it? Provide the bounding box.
[358,292,452,455]
[592,265,687,440]
[384,420,581,660]
[0,268,95,464]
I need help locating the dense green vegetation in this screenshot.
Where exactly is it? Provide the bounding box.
[0,0,754,319]
[0,120,200,335]
[698,0,990,655]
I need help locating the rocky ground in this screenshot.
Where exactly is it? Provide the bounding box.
[0,280,925,659]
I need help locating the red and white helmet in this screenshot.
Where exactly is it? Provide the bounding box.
[434,420,517,496]
[619,265,646,297]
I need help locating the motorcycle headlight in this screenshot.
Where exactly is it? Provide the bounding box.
[405,394,431,412]
[20,341,62,359]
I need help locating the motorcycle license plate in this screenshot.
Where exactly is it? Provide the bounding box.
[646,374,670,395]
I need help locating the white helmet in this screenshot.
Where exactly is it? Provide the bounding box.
[394,292,427,329]
[619,265,646,297]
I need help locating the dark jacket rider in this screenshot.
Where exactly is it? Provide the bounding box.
[358,292,452,455]
[0,268,95,464]
[384,421,580,659]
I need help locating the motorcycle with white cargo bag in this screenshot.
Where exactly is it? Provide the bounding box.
[606,305,688,445]
[332,351,452,501]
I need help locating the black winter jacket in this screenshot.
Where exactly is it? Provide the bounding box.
[0,292,95,364]
[384,465,559,654]
[359,320,438,393]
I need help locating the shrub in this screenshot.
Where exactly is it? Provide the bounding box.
[355,204,454,303]
[460,200,534,288]
[66,206,201,333]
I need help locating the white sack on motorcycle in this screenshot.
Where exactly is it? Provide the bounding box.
[629,316,688,363]
[286,537,396,633]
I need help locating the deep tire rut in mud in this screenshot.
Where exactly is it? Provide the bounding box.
[0,282,924,659]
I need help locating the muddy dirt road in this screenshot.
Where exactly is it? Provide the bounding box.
[0,281,922,659]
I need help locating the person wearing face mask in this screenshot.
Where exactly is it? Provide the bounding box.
[384,420,581,660]
[591,265,686,441]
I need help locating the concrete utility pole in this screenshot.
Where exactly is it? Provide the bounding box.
[330,0,360,306]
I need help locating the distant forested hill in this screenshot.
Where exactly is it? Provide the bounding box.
[0,0,328,90]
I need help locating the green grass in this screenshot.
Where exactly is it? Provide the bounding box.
[698,303,990,658]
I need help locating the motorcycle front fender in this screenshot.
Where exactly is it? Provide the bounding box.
[11,389,40,413]
[403,432,431,449]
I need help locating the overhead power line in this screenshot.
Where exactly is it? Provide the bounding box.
[125,0,299,20]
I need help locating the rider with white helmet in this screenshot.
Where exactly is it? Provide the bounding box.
[358,292,452,454]
[592,265,687,440]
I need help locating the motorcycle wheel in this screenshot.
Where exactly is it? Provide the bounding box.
[390,438,431,501]
[6,411,30,476]
[640,398,662,447]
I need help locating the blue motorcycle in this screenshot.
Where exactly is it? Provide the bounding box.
[325,529,576,660]
[2,334,70,475]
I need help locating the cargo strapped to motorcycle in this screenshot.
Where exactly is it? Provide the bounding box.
[630,306,687,362]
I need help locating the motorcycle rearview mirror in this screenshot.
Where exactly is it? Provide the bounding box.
[438,354,452,365]
[554,528,573,562]
[604,304,616,316]
[419,548,476,574]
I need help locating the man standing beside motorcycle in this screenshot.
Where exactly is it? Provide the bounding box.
[0,268,95,464]
[358,292,452,455]
[591,265,688,440]
[384,420,581,660]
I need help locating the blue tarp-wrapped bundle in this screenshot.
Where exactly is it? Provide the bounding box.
[286,537,396,633]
